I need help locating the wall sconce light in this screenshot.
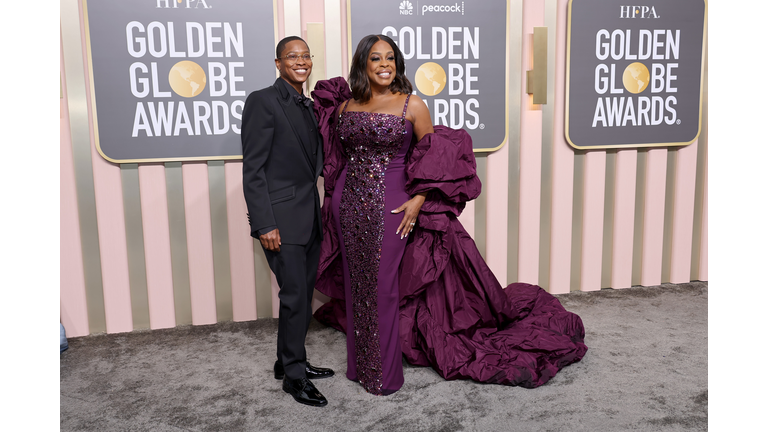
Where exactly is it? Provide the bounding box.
[526,26,548,105]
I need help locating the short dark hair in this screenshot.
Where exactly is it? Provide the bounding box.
[276,36,308,59]
[349,35,413,103]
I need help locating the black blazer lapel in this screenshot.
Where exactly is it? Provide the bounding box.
[273,80,315,171]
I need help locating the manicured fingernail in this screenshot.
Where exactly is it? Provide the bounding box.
[400,234,404,240]
[396,229,400,235]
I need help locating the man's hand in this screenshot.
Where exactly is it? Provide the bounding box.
[260,228,282,252]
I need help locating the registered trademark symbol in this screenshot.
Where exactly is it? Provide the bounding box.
[676,119,681,125]
[479,123,485,129]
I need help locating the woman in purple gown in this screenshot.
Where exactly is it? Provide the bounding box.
[312,35,588,396]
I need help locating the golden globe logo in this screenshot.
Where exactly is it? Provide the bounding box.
[414,62,446,96]
[168,61,207,97]
[622,62,649,94]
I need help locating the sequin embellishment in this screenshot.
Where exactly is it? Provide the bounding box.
[337,105,408,395]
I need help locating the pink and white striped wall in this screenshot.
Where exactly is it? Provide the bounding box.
[60,0,708,337]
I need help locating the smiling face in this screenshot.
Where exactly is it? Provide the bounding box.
[275,39,312,92]
[366,39,396,89]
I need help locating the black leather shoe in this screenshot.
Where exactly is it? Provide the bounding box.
[274,361,335,380]
[282,377,328,407]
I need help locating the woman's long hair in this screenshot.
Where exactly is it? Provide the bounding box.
[349,34,413,103]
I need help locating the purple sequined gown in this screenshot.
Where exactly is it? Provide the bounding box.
[330,96,413,395]
[312,77,587,395]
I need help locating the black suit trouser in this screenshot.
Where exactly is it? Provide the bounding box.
[263,220,320,380]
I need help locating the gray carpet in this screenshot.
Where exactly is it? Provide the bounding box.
[60,282,707,431]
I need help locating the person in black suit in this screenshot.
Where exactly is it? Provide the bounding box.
[241,36,334,407]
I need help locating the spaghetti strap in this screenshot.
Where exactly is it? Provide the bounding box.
[401,94,411,120]
[340,99,351,118]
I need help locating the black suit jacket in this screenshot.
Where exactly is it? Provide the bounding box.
[241,78,324,245]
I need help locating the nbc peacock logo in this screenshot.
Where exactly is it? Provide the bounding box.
[399,0,413,15]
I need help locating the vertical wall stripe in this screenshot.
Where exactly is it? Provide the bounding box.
[225,162,258,322]
[305,1,327,296]
[301,0,325,28]
[120,164,150,330]
[276,0,285,42]
[690,156,703,280]
[611,150,638,289]
[669,141,699,283]
[660,150,677,283]
[79,0,134,334]
[308,0,330,312]
[254,242,273,319]
[517,0,544,284]
[459,200,476,239]
[271,273,281,318]
[138,165,176,330]
[482,0,514,282]
[537,0,558,290]
[60,49,90,338]
[697,96,708,282]
[517,108,542,284]
[313,292,331,314]
[547,0,574,294]
[640,149,668,286]
[341,0,350,76]
[486,143,508,284]
[697,158,708,281]
[631,150,647,287]
[182,163,217,325]
[570,151,585,291]
[165,162,193,326]
[691,39,708,281]
[306,23,326,95]
[91,145,133,334]
[208,161,234,322]
[690,162,704,281]
[61,0,106,334]
[474,155,488,260]
[284,0,302,36]
[579,152,606,292]
[324,0,343,78]
[506,0,523,286]
[600,152,616,289]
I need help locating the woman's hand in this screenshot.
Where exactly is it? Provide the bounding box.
[391,192,427,239]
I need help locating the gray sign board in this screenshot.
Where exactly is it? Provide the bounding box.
[85,0,276,162]
[566,0,706,149]
[349,0,508,152]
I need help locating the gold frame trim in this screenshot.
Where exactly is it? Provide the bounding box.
[345,0,511,154]
[82,0,280,164]
[564,0,708,150]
